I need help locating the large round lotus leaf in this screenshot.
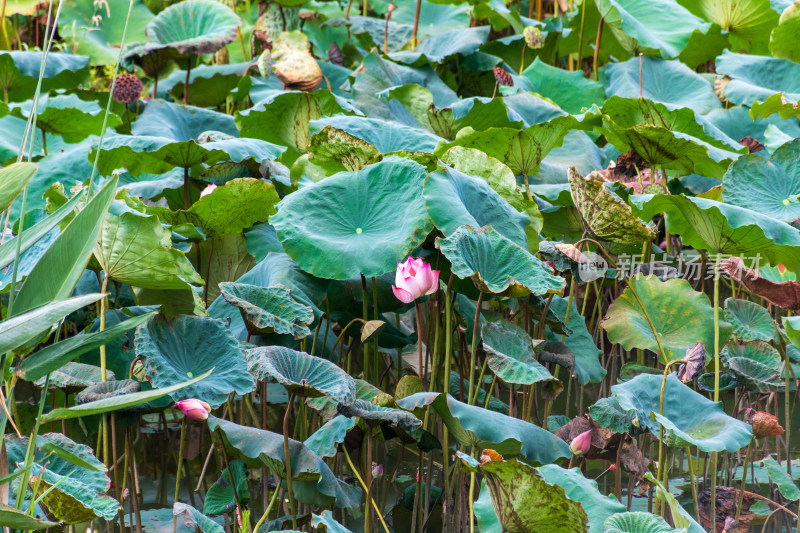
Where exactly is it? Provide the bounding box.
[303,416,356,459]
[607,373,753,451]
[603,56,720,114]
[336,399,422,434]
[678,0,777,53]
[141,0,239,57]
[722,139,800,221]
[424,167,529,247]
[5,433,117,523]
[721,340,783,392]
[92,134,228,176]
[0,52,90,102]
[604,512,683,533]
[568,168,657,245]
[306,378,381,420]
[456,454,588,533]
[35,362,114,392]
[10,94,121,143]
[630,193,800,274]
[436,225,565,297]
[715,49,800,106]
[219,282,313,338]
[95,211,202,290]
[135,315,255,408]
[207,415,361,508]
[723,298,779,342]
[245,346,355,403]
[770,1,800,61]
[396,393,571,464]
[537,466,627,533]
[310,115,442,154]
[272,157,432,280]
[134,100,237,141]
[601,275,732,363]
[597,97,744,178]
[481,320,554,386]
[236,90,358,162]
[434,116,578,177]
[516,58,605,115]
[595,0,710,58]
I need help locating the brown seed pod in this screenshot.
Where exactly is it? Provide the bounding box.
[744,408,784,439]
[112,73,143,104]
[493,67,513,87]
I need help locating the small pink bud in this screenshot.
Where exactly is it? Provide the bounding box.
[387,3,396,12]
[175,399,212,421]
[609,464,616,471]
[200,184,217,198]
[372,463,384,478]
[569,429,592,456]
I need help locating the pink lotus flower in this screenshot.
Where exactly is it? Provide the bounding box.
[200,184,217,198]
[569,429,592,456]
[175,399,211,421]
[392,257,439,303]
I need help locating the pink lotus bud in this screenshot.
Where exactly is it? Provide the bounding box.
[372,463,384,478]
[609,464,616,471]
[200,184,217,198]
[392,257,440,303]
[569,429,592,456]
[387,3,397,13]
[175,399,211,421]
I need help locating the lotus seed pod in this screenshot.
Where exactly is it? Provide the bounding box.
[370,392,396,408]
[111,73,143,104]
[744,408,784,439]
[258,49,273,79]
[523,26,544,49]
[492,67,513,87]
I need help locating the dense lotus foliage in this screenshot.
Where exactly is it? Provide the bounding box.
[3,0,800,531]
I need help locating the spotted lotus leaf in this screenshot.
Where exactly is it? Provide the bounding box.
[481,320,554,386]
[219,282,313,338]
[568,167,657,244]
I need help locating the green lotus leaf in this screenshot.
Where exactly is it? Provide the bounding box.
[306,378,381,420]
[10,94,121,143]
[311,510,351,533]
[722,139,800,222]
[303,416,356,459]
[396,393,571,464]
[424,167,529,247]
[597,97,744,178]
[607,373,753,451]
[34,362,113,392]
[749,93,800,122]
[629,193,800,274]
[337,399,422,434]
[589,396,646,436]
[517,57,605,115]
[219,282,313,338]
[596,0,710,58]
[481,320,554,386]
[95,211,202,290]
[436,225,565,297]
[449,371,509,414]
[678,0,777,53]
[0,502,58,530]
[618,362,663,382]
[697,371,739,392]
[74,379,145,416]
[568,167,657,245]
[272,157,432,279]
[134,100,238,140]
[390,26,490,65]
[716,49,800,106]
[5,433,117,523]
[545,295,607,384]
[0,51,90,102]
[60,0,153,64]
[310,115,442,154]
[603,56,720,115]
[159,62,254,108]
[439,146,543,252]
[307,125,382,174]
[721,340,783,392]
[456,454,588,533]
[173,503,225,533]
[603,512,685,533]
[138,0,239,59]
[92,134,228,176]
[723,298,779,342]
[537,342,576,374]
[601,275,731,363]
[203,460,250,516]
[770,1,800,61]
[434,117,578,177]
[762,456,800,501]
[207,415,361,508]
[327,16,412,53]
[537,465,627,533]
[643,473,705,533]
[135,315,255,408]
[245,346,355,403]
[236,90,358,162]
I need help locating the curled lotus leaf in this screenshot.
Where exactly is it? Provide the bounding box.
[245,346,355,403]
[272,31,323,92]
[436,225,565,298]
[306,379,381,420]
[35,362,114,392]
[723,297,779,342]
[336,399,422,434]
[303,416,356,459]
[219,282,314,338]
[481,320,555,386]
[568,167,657,245]
[173,503,224,533]
[141,0,240,57]
[721,340,783,392]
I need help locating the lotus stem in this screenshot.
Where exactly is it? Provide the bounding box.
[365,429,373,533]
[343,446,391,533]
[252,485,281,533]
[183,58,191,106]
[576,0,587,74]
[15,373,50,509]
[411,0,422,48]
[183,166,190,209]
[442,274,454,526]
[735,440,751,524]
[172,417,186,533]
[592,17,603,82]
[709,252,722,533]
[468,462,477,533]
[656,358,684,514]
[467,292,484,405]
[283,392,298,529]
[519,46,526,75]
[471,356,489,407]
[361,273,371,381]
